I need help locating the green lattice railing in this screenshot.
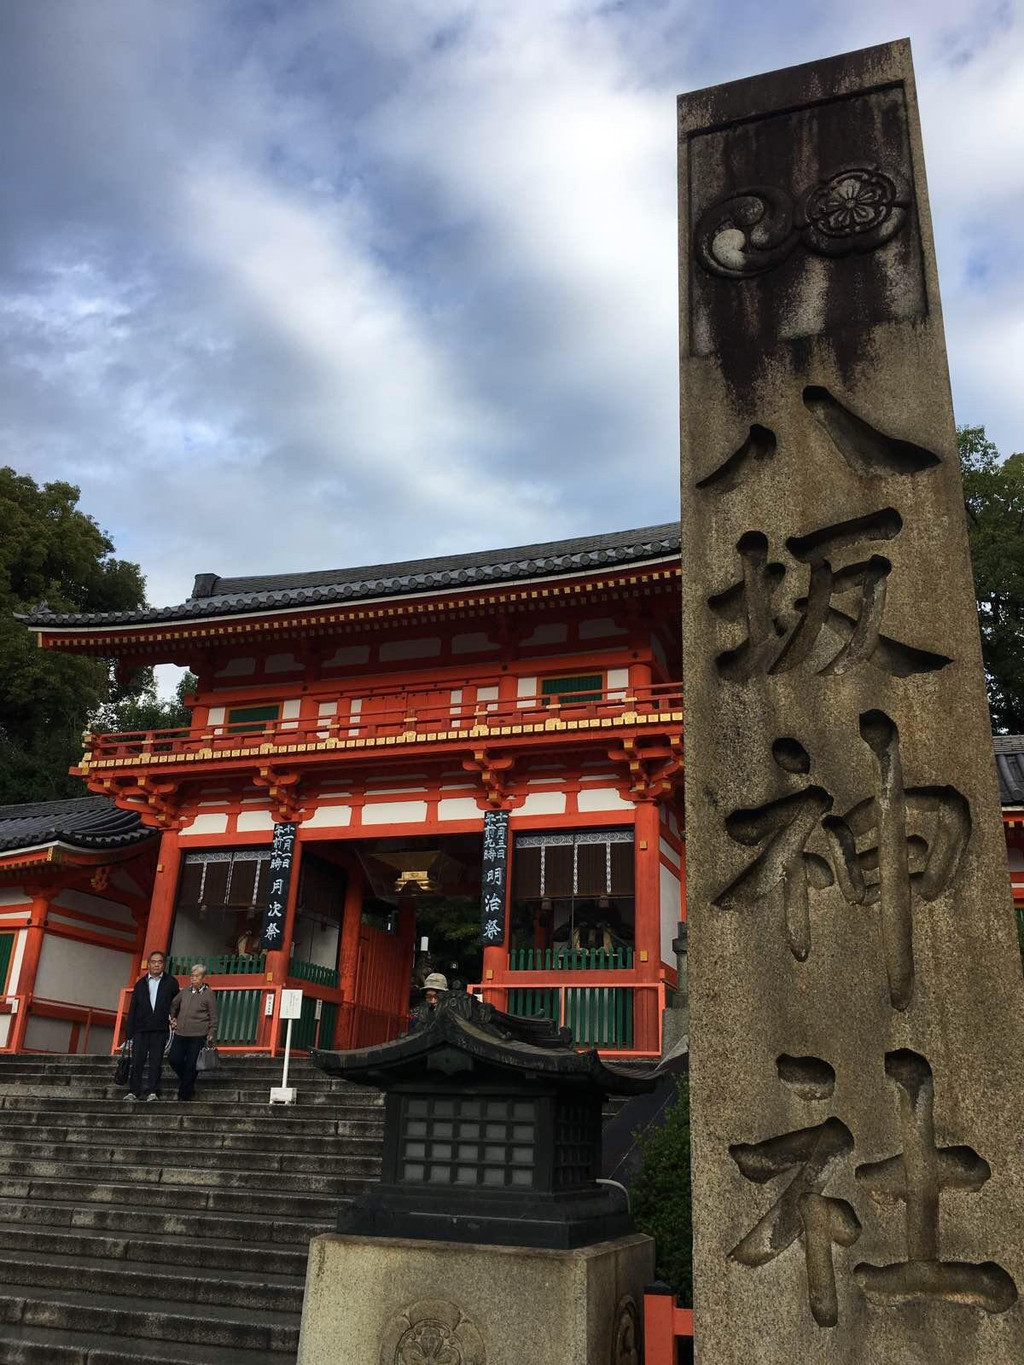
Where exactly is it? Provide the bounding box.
[288,996,338,1051]
[506,985,634,1049]
[508,947,634,972]
[215,989,263,1046]
[289,959,340,989]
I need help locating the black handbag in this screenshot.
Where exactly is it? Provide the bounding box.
[114,1042,132,1086]
[195,1045,219,1074]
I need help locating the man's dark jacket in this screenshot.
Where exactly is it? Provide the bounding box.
[125,973,178,1034]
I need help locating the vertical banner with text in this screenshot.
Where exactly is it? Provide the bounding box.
[259,822,297,951]
[479,811,510,947]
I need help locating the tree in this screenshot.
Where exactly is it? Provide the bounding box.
[0,467,149,804]
[631,1076,692,1303]
[959,426,1024,733]
[100,670,197,735]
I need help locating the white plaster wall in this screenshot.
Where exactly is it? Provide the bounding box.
[516,676,538,707]
[82,1025,114,1055]
[362,800,428,826]
[0,889,31,907]
[24,1015,72,1052]
[660,863,682,966]
[1008,847,1024,870]
[323,644,371,668]
[304,805,353,829]
[516,792,567,816]
[215,657,256,677]
[452,633,495,654]
[577,788,633,812]
[5,929,27,994]
[439,797,482,821]
[180,813,229,836]
[53,889,135,927]
[266,653,301,673]
[34,935,134,1012]
[651,634,668,673]
[237,810,276,832]
[379,637,441,662]
[522,621,567,647]
[0,1017,9,1046]
[281,698,302,731]
[607,667,630,697]
[659,838,681,871]
[579,617,628,639]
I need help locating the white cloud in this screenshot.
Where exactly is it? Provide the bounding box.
[0,0,1021,671]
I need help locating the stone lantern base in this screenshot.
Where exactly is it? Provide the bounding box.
[297,1231,655,1365]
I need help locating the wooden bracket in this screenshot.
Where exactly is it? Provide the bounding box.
[607,734,684,803]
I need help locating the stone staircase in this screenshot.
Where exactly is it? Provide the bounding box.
[0,1052,383,1365]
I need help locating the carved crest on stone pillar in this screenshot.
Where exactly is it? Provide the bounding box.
[379,1299,485,1365]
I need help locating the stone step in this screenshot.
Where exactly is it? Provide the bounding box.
[0,1223,310,1278]
[0,1123,382,1152]
[0,1252,304,1315]
[0,1140,380,1176]
[0,1085,368,1106]
[0,1157,366,1195]
[0,1115,382,1142]
[0,1285,299,1355]
[0,1095,378,1116]
[0,1198,332,1246]
[4,1176,348,1220]
[0,1322,294,1365]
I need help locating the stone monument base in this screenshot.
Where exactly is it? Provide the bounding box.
[297,1231,655,1365]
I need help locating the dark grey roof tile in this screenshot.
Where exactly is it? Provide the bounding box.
[0,796,157,854]
[17,523,681,629]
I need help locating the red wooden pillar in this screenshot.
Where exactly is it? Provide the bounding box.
[10,891,52,1053]
[337,865,365,1047]
[633,800,662,1052]
[143,829,182,962]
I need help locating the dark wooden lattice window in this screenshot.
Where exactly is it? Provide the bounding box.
[540,674,603,705]
[226,704,280,734]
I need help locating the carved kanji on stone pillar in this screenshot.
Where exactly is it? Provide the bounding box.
[679,40,1024,1361]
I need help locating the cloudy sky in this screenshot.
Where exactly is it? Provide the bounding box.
[2,0,1022,627]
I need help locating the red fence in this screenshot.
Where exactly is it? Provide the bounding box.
[643,1286,694,1363]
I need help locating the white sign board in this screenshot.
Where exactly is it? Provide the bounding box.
[279,989,304,1020]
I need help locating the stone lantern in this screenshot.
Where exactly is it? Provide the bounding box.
[311,991,654,1249]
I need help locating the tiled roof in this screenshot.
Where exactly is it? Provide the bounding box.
[0,796,157,855]
[994,735,1024,806]
[18,523,681,629]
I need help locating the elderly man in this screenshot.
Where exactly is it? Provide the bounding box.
[123,950,178,1102]
[168,963,218,1102]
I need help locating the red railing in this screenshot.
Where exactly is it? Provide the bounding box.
[0,995,118,1054]
[81,681,684,768]
[643,1285,694,1362]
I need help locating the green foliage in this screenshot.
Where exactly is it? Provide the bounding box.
[414,895,483,983]
[0,467,148,803]
[100,671,197,734]
[959,426,1024,732]
[631,1076,692,1303]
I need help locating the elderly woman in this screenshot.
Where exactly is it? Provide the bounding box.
[168,963,218,1102]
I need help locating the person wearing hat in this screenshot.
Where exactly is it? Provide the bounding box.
[410,972,448,1031]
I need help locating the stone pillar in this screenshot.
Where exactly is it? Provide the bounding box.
[678,40,1024,1361]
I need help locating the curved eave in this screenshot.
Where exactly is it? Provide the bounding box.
[312,1014,655,1094]
[29,559,682,661]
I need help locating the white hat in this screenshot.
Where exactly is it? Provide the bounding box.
[423,972,449,991]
